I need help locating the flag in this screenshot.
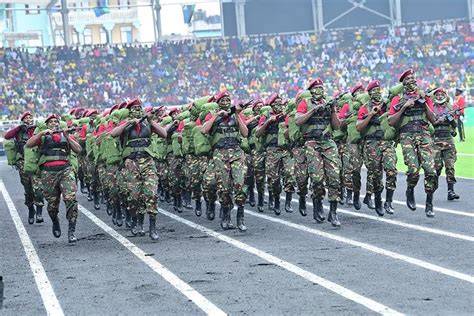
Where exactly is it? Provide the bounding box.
[94,0,110,17]
[182,4,196,25]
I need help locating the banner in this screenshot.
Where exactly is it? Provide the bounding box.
[94,0,110,17]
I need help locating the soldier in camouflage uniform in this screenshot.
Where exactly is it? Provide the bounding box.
[111,98,168,240]
[295,78,342,227]
[356,80,398,216]
[4,111,44,224]
[256,93,295,215]
[202,91,248,231]
[389,69,438,217]
[25,114,82,243]
[431,88,460,201]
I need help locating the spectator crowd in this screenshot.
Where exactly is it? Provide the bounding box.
[0,19,472,120]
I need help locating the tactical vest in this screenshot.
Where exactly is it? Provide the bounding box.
[433,104,454,139]
[397,94,430,134]
[210,115,240,149]
[39,134,70,164]
[122,121,152,159]
[265,120,279,147]
[363,102,386,140]
[301,101,332,141]
[14,126,33,158]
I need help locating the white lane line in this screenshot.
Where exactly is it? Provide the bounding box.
[282,195,474,242]
[245,209,474,284]
[391,200,474,218]
[159,209,403,316]
[78,205,226,316]
[458,153,474,157]
[0,180,65,316]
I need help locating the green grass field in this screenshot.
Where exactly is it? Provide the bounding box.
[395,127,474,179]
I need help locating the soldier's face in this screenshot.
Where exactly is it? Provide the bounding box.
[272,98,283,113]
[23,115,33,126]
[403,74,417,91]
[47,118,59,129]
[130,105,143,118]
[434,91,447,104]
[218,96,231,109]
[369,87,382,103]
[253,102,263,114]
[310,86,324,100]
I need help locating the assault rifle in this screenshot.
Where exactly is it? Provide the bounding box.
[138,105,165,124]
[228,99,254,116]
[44,126,82,135]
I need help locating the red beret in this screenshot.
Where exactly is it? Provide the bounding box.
[144,106,153,113]
[399,69,415,82]
[168,107,180,115]
[69,108,77,115]
[350,83,364,95]
[118,101,128,109]
[125,98,142,109]
[110,104,120,114]
[215,91,230,102]
[84,109,98,117]
[308,78,324,90]
[20,111,32,121]
[366,80,381,92]
[102,108,111,117]
[252,99,264,108]
[45,114,60,123]
[208,95,216,102]
[266,93,280,106]
[433,87,446,95]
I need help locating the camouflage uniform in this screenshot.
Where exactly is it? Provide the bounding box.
[292,144,308,196]
[124,156,158,216]
[16,152,44,209]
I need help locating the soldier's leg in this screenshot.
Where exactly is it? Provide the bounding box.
[282,150,295,213]
[399,134,420,211]
[382,141,397,214]
[253,150,266,212]
[265,148,282,213]
[31,174,44,223]
[125,158,143,234]
[336,141,347,204]
[322,140,342,227]
[140,157,159,240]
[41,170,62,238]
[417,133,438,217]
[231,150,248,231]
[306,143,326,223]
[364,140,384,216]
[16,160,36,223]
[59,167,79,242]
[182,155,193,210]
[213,150,234,230]
[293,146,308,216]
[203,158,217,220]
[444,142,459,200]
[169,156,184,212]
[245,153,256,207]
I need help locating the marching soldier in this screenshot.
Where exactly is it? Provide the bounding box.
[110,98,168,240]
[431,88,460,201]
[201,91,249,231]
[453,88,466,142]
[4,111,44,224]
[25,114,82,242]
[389,69,438,217]
[295,78,342,227]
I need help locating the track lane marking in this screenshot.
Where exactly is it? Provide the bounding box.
[278,195,474,242]
[390,200,474,217]
[0,180,64,316]
[159,208,403,316]
[244,209,474,284]
[78,205,226,316]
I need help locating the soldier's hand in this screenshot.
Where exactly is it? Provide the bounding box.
[418,91,426,98]
[371,106,380,115]
[403,99,415,109]
[235,104,243,114]
[269,115,277,123]
[217,110,227,117]
[42,129,53,135]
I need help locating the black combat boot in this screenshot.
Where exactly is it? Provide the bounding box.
[68,221,77,243]
[35,205,44,223]
[346,189,353,206]
[298,195,307,217]
[236,206,247,232]
[257,192,264,212]
[353,191,361,210]
[130,215,138,236]
[93,192,100,210]
[285,192,293,213]
[51,215,61,238]
[447,183,459,201]
[273,194,281,216]
[28,206,36,225]
[80,180,87,194]
[174,194,183,213]
[115,204,123,227]
[165,191,172,204]
[406,187,416,210]
[87,188,93,201]
[363,193,375,210]
[183,191,193,210]
[149,215,159,241]
[137,213,145,236]
[111,206,117,225]
[226,207,236,230]
[327,201,341,228]
[106,201,113,216]
[339,188,346,205]
[125,208,132,228]
[384,190,394,215]
[193,199,201,216]
[268,191,274,209]
[206,200,215,220]
[248,188,256,207]
[220,207,229,230]
[374,191,384,216]
[158,184,165,202]
[425,193,434,218]
[312,198,325,223]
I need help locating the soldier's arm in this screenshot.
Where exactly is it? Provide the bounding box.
[110,120,134,138]
[330,107,341,130]
[295,108,315,126]
[201,111,225,134]
[389,99,414,126]
[236,113,249,138]
[64,132,82,154]
[25,130,46,148]
[356,108,376,132]
[149,118,167,138]
[255,116,274,138]
[3,125,21,140]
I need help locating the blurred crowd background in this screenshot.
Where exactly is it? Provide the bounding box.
[0,19,472,120]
